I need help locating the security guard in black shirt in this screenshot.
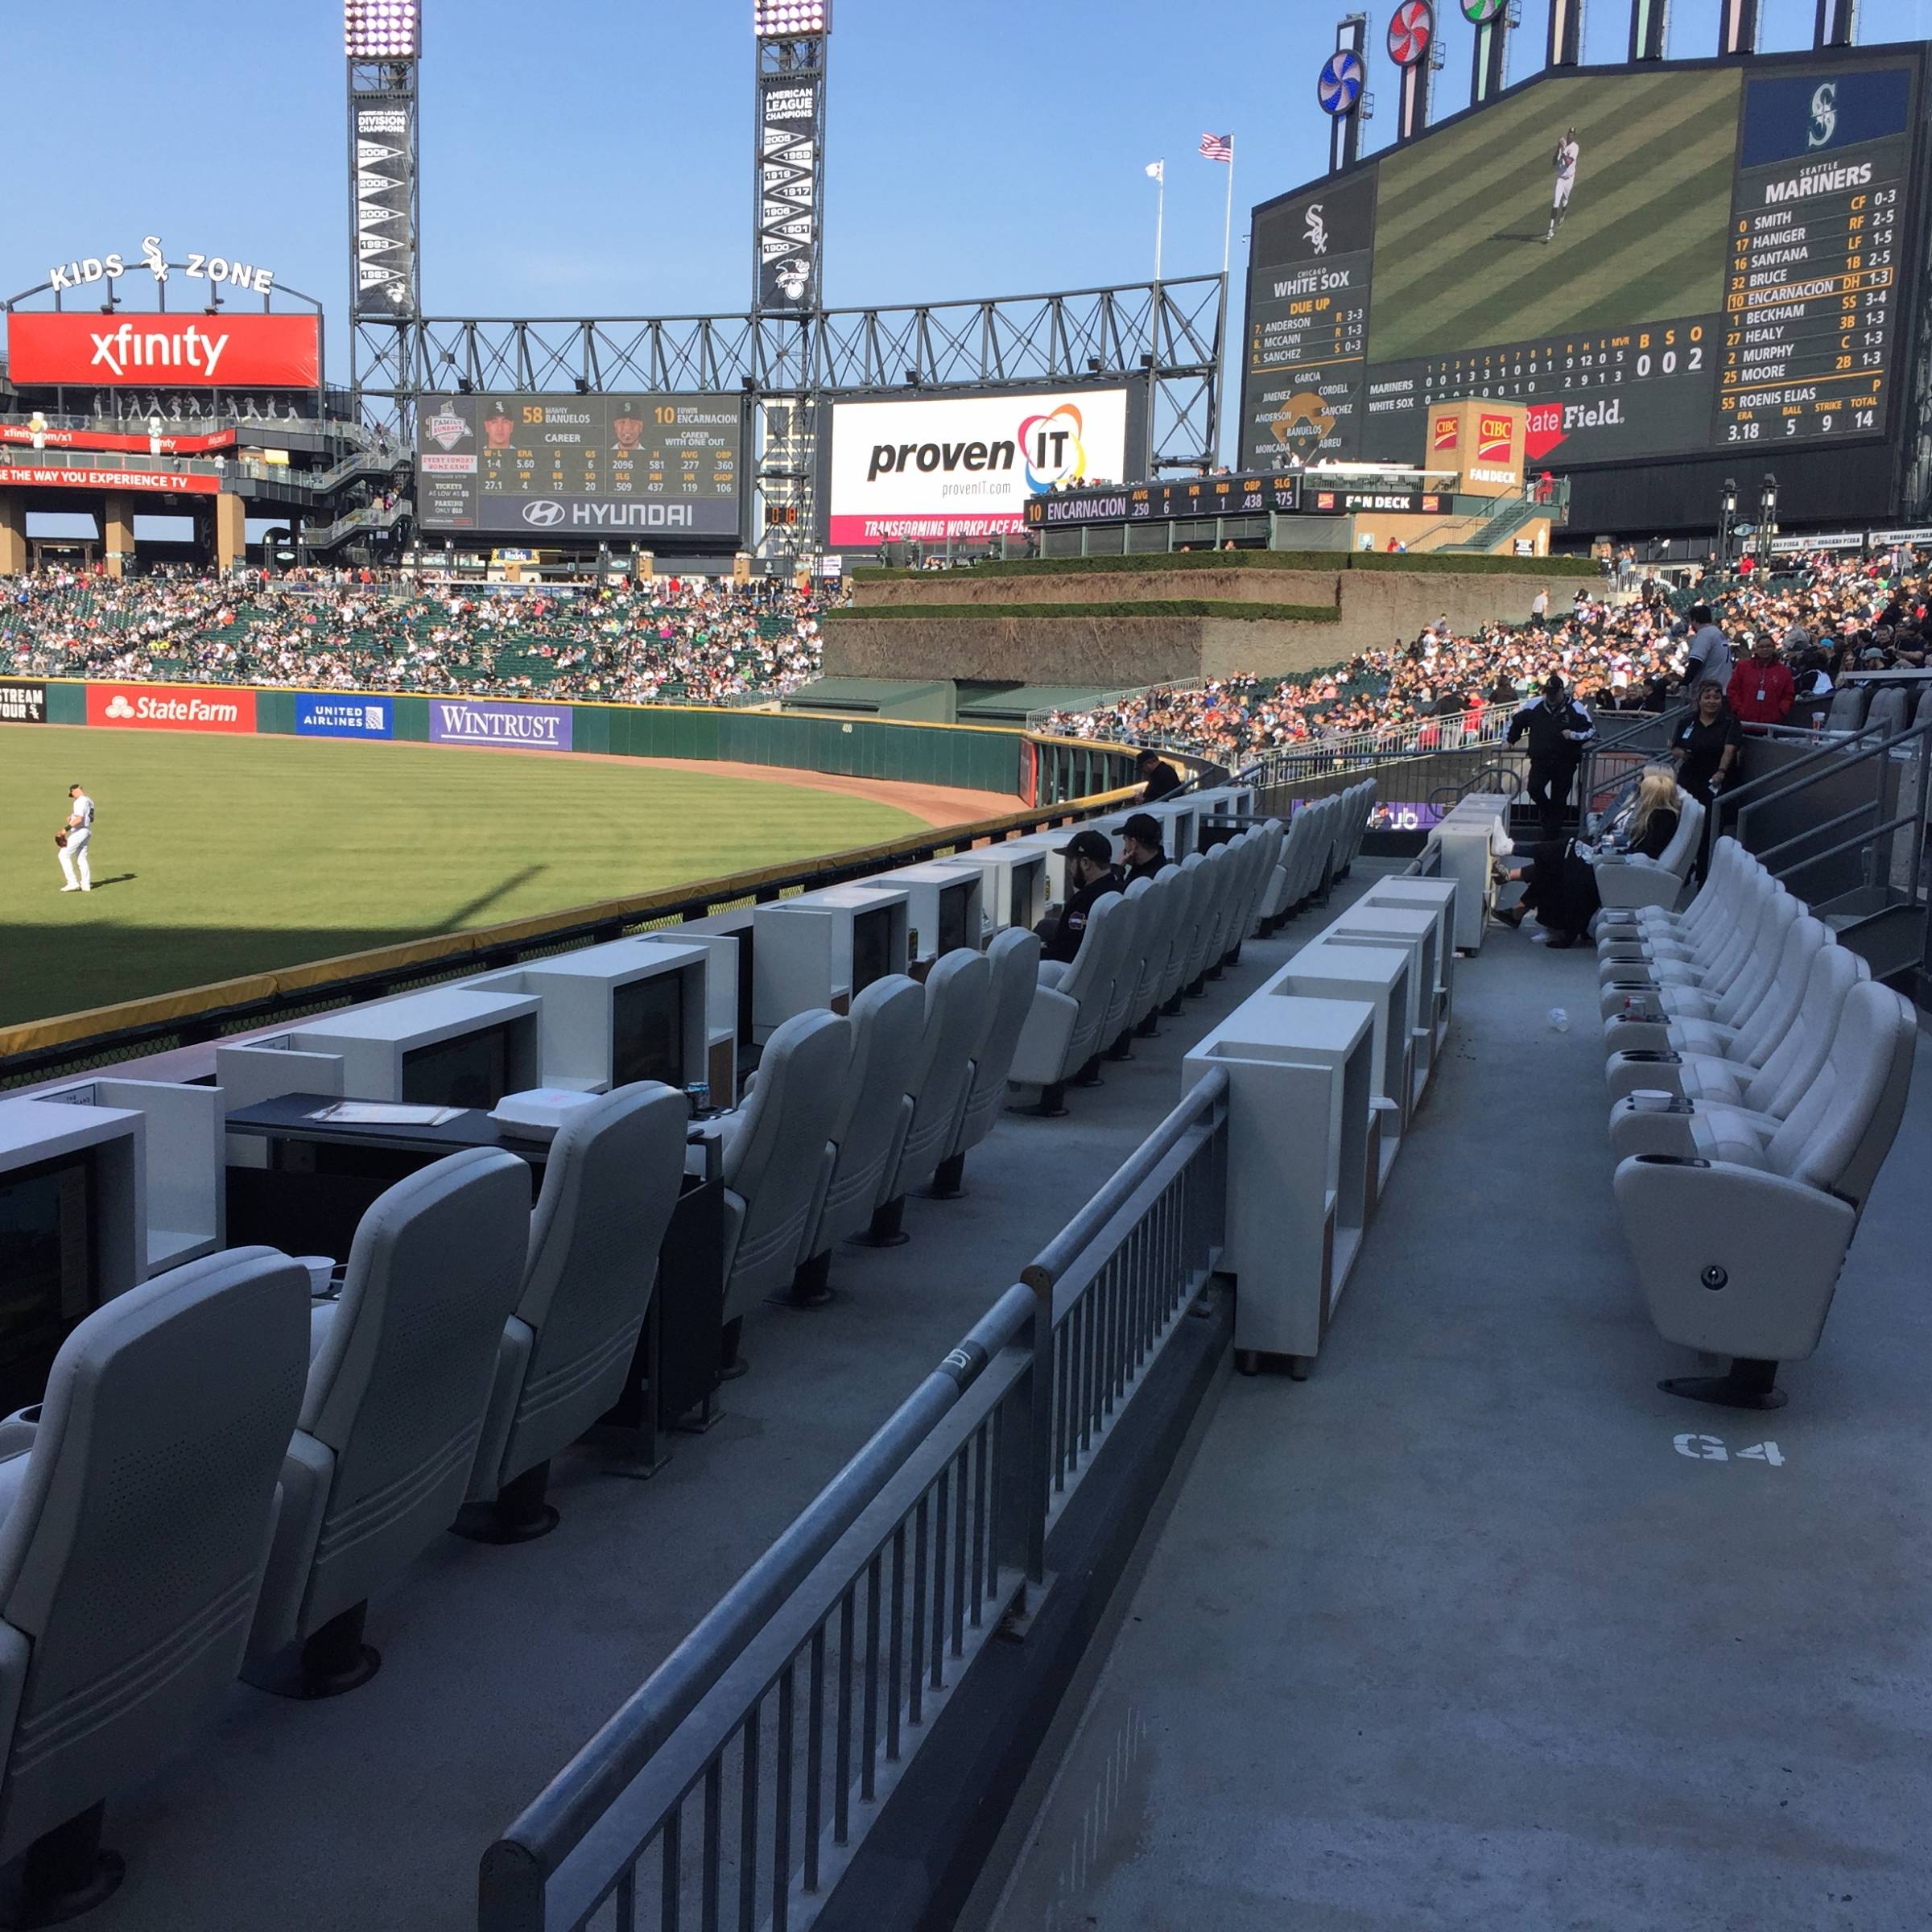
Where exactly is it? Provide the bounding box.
[1136,750,1183,802]
[1119,812,1168,883]
[1039,829,1122,964]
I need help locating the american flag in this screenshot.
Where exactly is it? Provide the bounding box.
[1199,131,1233,163]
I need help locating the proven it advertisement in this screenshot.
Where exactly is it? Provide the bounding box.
[295,693,394,740]
[86,683,257,732]
[827,388,1130,546]
[427,698,572,751]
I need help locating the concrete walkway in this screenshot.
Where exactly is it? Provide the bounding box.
[993,935,1932,1932]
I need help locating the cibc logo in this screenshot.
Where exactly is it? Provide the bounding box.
[522,499,567,528]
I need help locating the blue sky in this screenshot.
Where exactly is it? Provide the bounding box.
[6,0,1930,337]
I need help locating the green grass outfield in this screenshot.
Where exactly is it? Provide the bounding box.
[1368,67,1742,365]
[1,727,930,1029]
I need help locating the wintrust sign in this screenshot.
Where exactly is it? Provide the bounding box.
[86,683,256,733]
[6,313,320,389]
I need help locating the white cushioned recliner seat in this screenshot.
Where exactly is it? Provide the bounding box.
[1597,835,1755,951]
[1589,792,1705,914]
[1180,843,1237,993]
[1603,919,1856,1105]
[1612,980,1917,1410]
[464,1084,691,1540]
[1605,943,1868,1165]
[1599,881,1793,1031]
[0,1250,308,1924]
[717,1009,852,1356]
[791,976,924,1301]
[1010,890,1129,1115]
[873,948,994,1239]
[246,1147,530,1697]
[939,927,1042,1195]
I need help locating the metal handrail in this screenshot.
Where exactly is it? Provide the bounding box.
[479,1067,1230,1932]
[482,1284,1037,1924]
[1731,712,1932,839]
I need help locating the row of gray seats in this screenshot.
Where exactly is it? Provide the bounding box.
[713,925,1042,1327]
[0,1082,694,1918]
[0,927,1060,1918]
[1008,820,1284,1113]
[1257,782,1377,931]
[1816,679,1929,744]
[1595,836,1917,1407]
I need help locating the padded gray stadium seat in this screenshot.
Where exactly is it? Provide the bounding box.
[1612,980,1917,1408]
[791,974,924,1294]
[873,947,993,1236]
[1598,834,1753,947]
[0,1251,308,1924]
[1162,855,1212,1006]
[717,1010,852,1354]
[1590,793,1705,914]
[1819,683,1869,737]
[246,1148,530,1697]
[464,1084,691,1539]
[1010,890,1130,1115]
[1862,684,1909,741]
[939,927,1042,1195]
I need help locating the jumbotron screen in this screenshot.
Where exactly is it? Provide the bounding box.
[1240,49,1925,477]
[415,392,745,537]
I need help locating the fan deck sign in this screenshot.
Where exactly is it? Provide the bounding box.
[6,313,320,389]
[85,684,257,733]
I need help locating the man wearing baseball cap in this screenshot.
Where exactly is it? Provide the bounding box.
[1040,828,1121,965]
[1118,813,1170,883]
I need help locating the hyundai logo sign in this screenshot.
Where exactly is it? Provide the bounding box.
[522,499,567,528]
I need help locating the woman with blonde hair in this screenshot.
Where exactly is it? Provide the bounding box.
[1495,764,1682,948]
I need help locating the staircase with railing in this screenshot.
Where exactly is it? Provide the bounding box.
[1717,708,1932,994]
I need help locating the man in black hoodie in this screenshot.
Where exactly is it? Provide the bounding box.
[1505,673,1596,838]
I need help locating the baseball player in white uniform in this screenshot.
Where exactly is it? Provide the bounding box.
[1546,129,1580,243]
[58,782,94,892]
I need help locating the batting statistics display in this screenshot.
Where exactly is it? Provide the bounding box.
[1241,48,1924,477]
[415,393,745,536]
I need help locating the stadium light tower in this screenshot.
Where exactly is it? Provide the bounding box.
[1547,0,1584,66]
[345,0,423,437]
[1630,0,1669,60]
[1814,0,1856,46]
[1718,0,1760,56]
[752,0,832,564]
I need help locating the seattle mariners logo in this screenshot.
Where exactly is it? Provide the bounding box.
[1304,204,1329,256]
[522,500,568,528]
[1808,83,1838,149]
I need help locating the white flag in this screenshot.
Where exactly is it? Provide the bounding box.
[1145,159,1165,182]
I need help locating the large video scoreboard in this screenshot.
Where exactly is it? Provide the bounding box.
[415,392,745,538]
[1241,48,1926,489]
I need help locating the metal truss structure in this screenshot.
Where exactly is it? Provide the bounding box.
[349,272,1227,485]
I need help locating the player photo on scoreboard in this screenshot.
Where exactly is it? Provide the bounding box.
[1368,66,1741,364]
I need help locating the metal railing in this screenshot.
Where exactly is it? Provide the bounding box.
[477,1067,1229,1932]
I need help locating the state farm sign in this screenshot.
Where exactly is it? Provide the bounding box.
[86,684,256,733]
[6,314,320,389]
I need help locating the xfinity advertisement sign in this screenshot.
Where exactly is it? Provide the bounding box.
[828,388,1132,545]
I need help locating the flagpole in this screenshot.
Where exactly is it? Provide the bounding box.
[1154,167,1166,283]
[1221,136,1236,284]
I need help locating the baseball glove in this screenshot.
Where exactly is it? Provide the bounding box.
[54,831,68,848]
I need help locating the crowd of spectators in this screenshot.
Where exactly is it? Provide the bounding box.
[0,565,841,707]
[1041,547,1932,764]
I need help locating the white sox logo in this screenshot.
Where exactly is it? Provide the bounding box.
[1304,204,1329,256]
[1808,83,1838,149]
